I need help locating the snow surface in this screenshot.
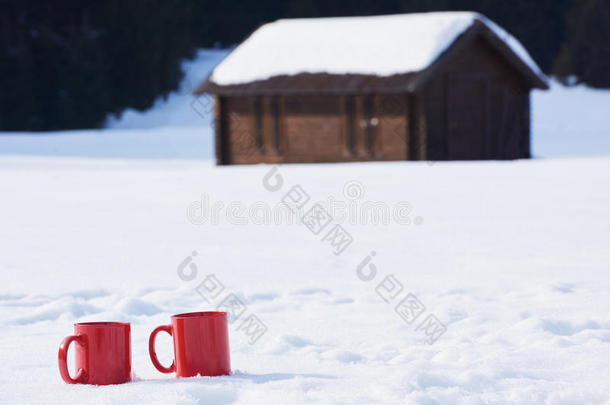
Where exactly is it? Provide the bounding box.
[106,49,229,129]
[1,50,610,404]
[1,155,610,404]
[209,12,546,86]
[532,82,610,157]
[0,128,212,159]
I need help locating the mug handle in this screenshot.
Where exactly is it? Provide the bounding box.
[58,335,88,384]
[149,325,175,373]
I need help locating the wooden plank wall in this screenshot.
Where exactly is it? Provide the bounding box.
[220,94,412,164]
[422,35,531,160]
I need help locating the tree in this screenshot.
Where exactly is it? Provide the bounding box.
[554,0,610,87]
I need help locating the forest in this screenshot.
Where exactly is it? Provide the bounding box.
[1,0,608,131]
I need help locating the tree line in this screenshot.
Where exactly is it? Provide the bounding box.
[1,0,608,131]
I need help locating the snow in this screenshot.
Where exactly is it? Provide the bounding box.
[1,50,609,404]
[479,16,545,80]
[532,82,610,157]
[209,12,546,86]
[1,155,610,404]
[106,49,229,129]
[0,128,213,159]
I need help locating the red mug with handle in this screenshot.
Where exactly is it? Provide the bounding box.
[58,322,131,385]
[149,311,230,377]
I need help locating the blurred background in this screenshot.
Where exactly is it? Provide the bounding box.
[1,0,609,132]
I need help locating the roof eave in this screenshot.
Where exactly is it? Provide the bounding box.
[476,21,549,90]
[409,20,549,92]
[194,72,418,96]
[195,18,549,95]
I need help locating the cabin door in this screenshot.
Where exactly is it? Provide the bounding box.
[446,72,488,159]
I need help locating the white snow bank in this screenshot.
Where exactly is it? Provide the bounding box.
[210,12,545,86]
[532,81,610,157]
[0,127,213,159]
[1,155,610,403]
[106,49,229,129]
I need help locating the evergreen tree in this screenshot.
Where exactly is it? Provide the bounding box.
[1,0,609,131]
[554,0,610,87]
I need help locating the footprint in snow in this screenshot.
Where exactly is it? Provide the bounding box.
[115,297,162,316]
[11,297,102,325]
[247,293,280,303]
[267,334,318,354]
[541,319,601,336]
[290,288,331,296]
[322,349,366,364]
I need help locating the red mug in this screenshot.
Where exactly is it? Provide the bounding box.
[149,311,230,377]
[58,322,131,385]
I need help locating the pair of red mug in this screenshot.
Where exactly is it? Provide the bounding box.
[58,311,230,385]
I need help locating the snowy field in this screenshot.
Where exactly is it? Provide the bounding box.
[1,50,610,404]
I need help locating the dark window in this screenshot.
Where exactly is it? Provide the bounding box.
[344,96,356,155]
[270,96,280,152]
[253,97,263,152]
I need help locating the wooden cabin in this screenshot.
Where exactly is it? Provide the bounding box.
[194,12,548,165]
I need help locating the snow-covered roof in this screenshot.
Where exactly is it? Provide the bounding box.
[208,12,547,87]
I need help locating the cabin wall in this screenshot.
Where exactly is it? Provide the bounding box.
[282,95,344,162]
[376,94,408,160]
[422,35,531,160]
[407,93,427,160]
[222,96,259,164]
[219,94,411,164]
